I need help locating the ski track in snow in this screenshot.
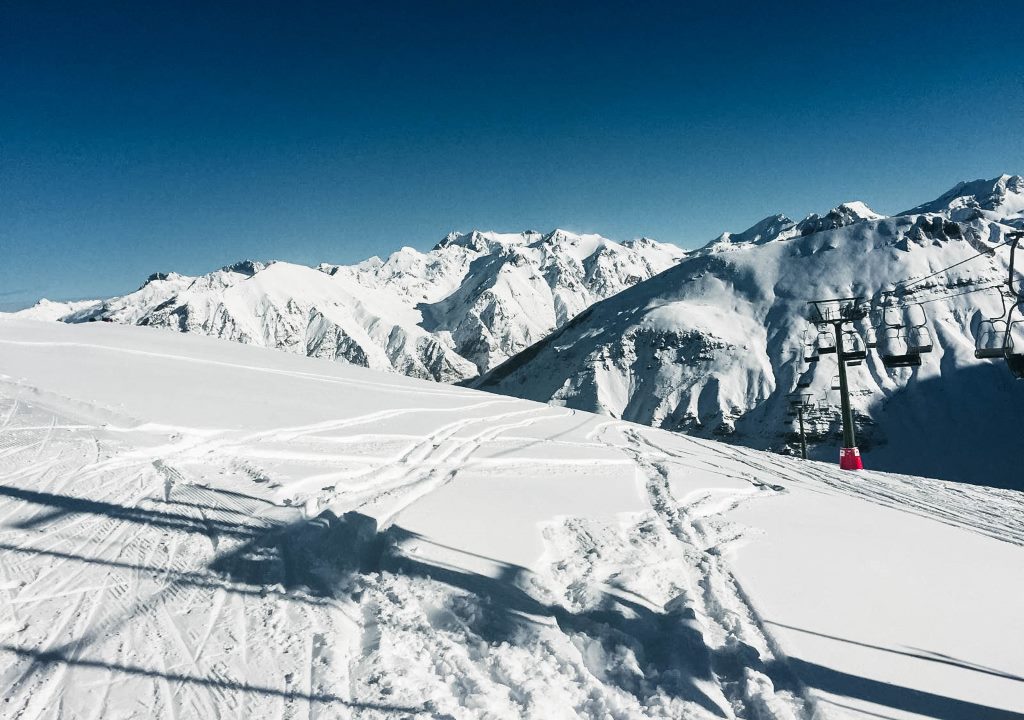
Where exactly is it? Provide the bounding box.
[0,370,1021,718]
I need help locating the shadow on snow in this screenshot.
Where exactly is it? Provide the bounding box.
[1,481,1021,719]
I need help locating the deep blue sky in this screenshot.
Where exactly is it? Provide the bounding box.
[3,1,1023,309]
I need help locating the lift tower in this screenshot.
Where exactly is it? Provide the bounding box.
[787,392,815,460]
[807,298,868,470]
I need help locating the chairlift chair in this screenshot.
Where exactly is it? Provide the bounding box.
[878,328,922,367]
[975,292,1009,359]
[903,304,934,354]
[881,305,904,329]
[830,374,841,390]
[976,320,1009,359]
[815,328,837,354]
[876,304,923,367]
[1008,231,1024,301]
[801,329,820,363]
[907,326,933,354]
[840,329,867,361]
[1004,304,1024,379]
[787,392,813,419]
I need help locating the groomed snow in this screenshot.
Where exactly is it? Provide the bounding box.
[0,318,1021,719]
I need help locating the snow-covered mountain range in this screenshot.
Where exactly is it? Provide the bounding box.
[21,230,681,383]
[477,175,1024,486]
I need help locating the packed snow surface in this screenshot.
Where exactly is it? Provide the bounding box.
[0,318,1021,719]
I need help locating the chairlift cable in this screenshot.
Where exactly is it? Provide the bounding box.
[901,282,1005,307]
[892,237,1012,295]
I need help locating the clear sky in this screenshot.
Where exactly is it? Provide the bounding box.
[2,1,1023,310]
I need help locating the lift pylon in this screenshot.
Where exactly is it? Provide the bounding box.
[787,392,815,460]
[807,298,866,470]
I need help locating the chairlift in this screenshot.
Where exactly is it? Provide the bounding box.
[1004,303,1024,379]
[974,291,1009,359]
[815,327,837,354]
[875,302,928,367]
[878,327,922,367]
[801,329,820,363]
[993,231,1024,377]
[907,326,933,354]
[840,329,867,361]
[792,342,815,388]
[882,305,904,329]
[787,392,813,419]
[903,304,934,354]
[1008,231,1024,300]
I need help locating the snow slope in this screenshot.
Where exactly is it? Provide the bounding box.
[6,298,101,322]
[12,230,682,381]
[477,176,1024,487]
[901,174,1024,220]
[0,317,1021,719]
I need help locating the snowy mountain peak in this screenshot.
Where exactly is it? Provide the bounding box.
[621,236,659,249]
[621,236,685,260]
[705,202,884,253]
[795,201,884,236]
[433,230,541,252]
[221,259,267,277]
[835,200,884,221]
[138,271,188,290]
[703,214,796,251]
[542,228,593,244]
[899,174,1024,219]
